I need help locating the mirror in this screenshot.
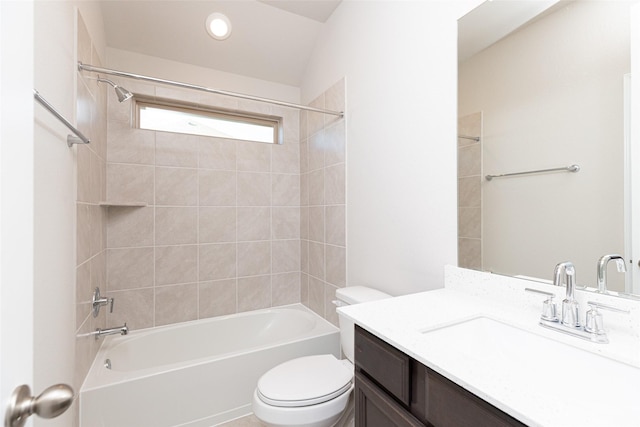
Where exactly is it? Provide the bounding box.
[457,0,637,296]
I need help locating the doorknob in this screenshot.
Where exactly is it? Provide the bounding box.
[4,384,74,427]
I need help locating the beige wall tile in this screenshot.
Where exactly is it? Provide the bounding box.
[300,240,309,274]
[458,238,482,270]
[308,131,325,172]
[107,288,154,330]
[237,141,271,172]
[326,245,346,287]
[155,207,197,245]
[155,245,198,286]
[155,283,198,326]
[76,262,91,329]
[90,205,104,257]
[458,112,482,148]
[300,140,309,174]
[107,247,154,291]
[90,251,107,294]
[308,241,325,280]
[89,151,103,204]
[325,121,346,167]
[300,273,309,306]
[458,144,481,177]
[106,163,154,204]
[107,121,155,165]
[458,176,481,208]
[237,207,270,242]
[272,207,300,240]
[199,279,237,318]
[324,283,340,327]
[199,207,236,243]
[308,169,324,206]
[325,205,345,247]
[325,164,345,205]
[308,206,325,243]
[155,132,198,167]
[198,138,236,170]
[77,204,91,264]
[272,272,300,306]
[272,143,299,174]
[155,167,198,206]
[107,207,154,248]
[199,243,236,281]
[238,275,271,312]
[272,239,300,274]
[300,172,309,208]
[272,174,300,207]
[77,144,91,202]
[299,110,308,142]
[307,95,325,138]
[199,170,236,206]
[459,207,481,239]
[237,241,271,277]
[300,206,309,240]
[107,88,132,124]
[308,276,324,317]
[238,172,271,206]
[275,107,300,145]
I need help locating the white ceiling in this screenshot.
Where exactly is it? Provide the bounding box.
[99,0,342,87]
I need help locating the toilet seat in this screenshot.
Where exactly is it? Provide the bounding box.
[257,354,353,408]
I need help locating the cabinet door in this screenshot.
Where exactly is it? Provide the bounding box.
[415,364,527,427]
[355,372,425,427]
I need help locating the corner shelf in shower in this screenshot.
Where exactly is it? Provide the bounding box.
[98,201,148,207]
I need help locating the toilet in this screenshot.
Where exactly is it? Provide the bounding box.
[252,286,391,427]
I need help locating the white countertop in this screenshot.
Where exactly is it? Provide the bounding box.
[338,267,640,427]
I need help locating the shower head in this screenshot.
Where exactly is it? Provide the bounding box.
[97,77,133,102]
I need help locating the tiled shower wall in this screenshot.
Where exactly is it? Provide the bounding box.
[457,112,482,270]
[74,12,108,393]
[104,84,303,329]
[300,80,346,326]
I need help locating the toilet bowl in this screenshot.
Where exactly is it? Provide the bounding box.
[252,286,390,427]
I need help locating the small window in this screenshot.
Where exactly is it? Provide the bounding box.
[135,97,282,144]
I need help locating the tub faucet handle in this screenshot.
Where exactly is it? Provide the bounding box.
[92,287,114,317]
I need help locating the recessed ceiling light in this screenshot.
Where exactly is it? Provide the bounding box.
[206,12,232,41]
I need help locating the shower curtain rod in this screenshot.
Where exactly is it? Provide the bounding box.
[77,62,344,117]
[33,89,90,147]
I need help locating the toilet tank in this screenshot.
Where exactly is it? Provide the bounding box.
[335,286,390,363]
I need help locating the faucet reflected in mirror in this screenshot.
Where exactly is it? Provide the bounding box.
[458,0,639,297]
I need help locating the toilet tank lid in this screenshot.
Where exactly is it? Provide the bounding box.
[335,286,390,305]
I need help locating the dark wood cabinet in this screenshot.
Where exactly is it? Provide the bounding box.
[354,325,527,427]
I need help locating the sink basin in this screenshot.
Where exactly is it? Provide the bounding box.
[419,316,640,425]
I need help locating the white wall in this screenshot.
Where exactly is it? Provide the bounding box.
[301,0,482,296]
[107,48,300,103]
[459,1,630,290]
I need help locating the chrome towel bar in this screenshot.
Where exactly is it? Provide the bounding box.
[485,164,580,181]
[33,89,90,147]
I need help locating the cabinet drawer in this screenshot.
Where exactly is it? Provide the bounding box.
[355,325,411,406]
[355,371,424,427]
[415,364,527,427]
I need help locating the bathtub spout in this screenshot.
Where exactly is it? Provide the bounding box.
[92,323,128,340]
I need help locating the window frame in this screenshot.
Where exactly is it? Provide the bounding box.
[134,95,283,145]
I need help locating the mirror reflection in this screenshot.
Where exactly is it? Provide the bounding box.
[457,1,636,295]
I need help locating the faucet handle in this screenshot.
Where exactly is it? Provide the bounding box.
[584,301,630,335]
[525,288,558,322]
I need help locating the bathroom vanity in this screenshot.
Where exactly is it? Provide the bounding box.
[354,325,525,426]
[339,266,640,427]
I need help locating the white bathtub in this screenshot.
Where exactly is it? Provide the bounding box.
[80,304,340,427]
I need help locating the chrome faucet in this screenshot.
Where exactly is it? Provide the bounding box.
[596,254,626,293]
[553,261,580,328]
[91,323,128,340]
